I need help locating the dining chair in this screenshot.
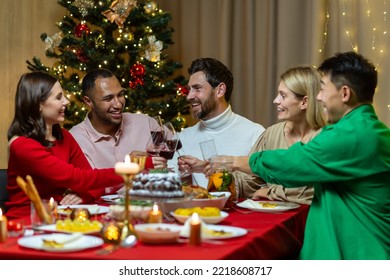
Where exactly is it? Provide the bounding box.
[0,169,8,213]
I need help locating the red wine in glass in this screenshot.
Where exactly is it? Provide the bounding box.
[146,149,160,156]
[159,150,175,160]
[166,139,183,151]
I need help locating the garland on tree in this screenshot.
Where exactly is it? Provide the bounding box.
[27,0,189,130]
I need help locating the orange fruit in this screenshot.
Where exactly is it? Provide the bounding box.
[212,172,224,189]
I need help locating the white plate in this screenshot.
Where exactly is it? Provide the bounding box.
[134,223,182,244]
[100,194,119,203]
[171,211,229,224]
[161,192,231,213]
[18,234,104,252]
[180,225,247,240]
[57,205,109,215]
[34,223,102,235]
[236,200,300,213]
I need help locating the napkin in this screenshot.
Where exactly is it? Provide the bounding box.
[236,199,263,209]
[42,233,83,248]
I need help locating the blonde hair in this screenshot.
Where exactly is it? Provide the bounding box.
[280,66,326,130]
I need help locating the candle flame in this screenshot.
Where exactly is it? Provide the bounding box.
[125,154,131,164]
[0,208,2,217]
[153,203,159,212]
[49,197,54,207]
[192,212,199,222]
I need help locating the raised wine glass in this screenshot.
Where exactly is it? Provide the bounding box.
[146,116,165,157]
[158,122,182,160]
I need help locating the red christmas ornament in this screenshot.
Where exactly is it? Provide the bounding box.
[75,48,88,63]
[129,78,144,89]
[176,84,189,96]
[74,23,91,38]
[130,63,146,77]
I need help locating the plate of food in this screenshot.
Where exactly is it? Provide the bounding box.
[34,219,103,235]
[134,223,183,244]
[161,191,231,213]
[171,207,229,224]
[180,223,247,240]
[18,233,104,252]
[236,199,300,213]
[57,204,109,216]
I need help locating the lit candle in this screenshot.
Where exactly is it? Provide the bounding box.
[49,197,58,220]
[148,203,162,223]
[0,208,8,243]
[189,212,201,246]
[115,155,140,175]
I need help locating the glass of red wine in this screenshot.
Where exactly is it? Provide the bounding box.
[146,116,165,156]
[158,122,182,160]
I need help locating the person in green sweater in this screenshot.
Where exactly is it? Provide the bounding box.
[233,51,390,260]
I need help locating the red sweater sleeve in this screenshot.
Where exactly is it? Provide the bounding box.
[63,130,111,201]
[6,132,124,218]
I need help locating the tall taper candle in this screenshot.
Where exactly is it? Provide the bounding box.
[0,208,8,243]
[189,212,201,246]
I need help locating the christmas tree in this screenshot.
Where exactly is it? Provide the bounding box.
[27,0,189,130]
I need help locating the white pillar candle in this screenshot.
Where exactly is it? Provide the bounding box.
[115,155,140,175]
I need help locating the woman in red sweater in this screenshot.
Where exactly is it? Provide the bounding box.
[6,72,124,219]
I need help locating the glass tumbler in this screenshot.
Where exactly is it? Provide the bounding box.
[207,155,237,208]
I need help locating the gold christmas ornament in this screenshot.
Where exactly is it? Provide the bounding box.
[122,31,134,41]
[102,0,138,28]
[174,113,187,129]
[144,1,157,14]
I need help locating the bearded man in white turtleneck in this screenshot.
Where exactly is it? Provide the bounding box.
[170,58,265,190]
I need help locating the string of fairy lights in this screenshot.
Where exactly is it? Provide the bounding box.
[319,0,390,112]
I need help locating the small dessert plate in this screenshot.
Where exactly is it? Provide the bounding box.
[134,223,182,244]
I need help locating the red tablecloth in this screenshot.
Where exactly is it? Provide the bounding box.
[0,204,309,260]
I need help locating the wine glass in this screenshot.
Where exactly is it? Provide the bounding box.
[146,116,165,156]
[158,122,182,160]
[149,116,165,145]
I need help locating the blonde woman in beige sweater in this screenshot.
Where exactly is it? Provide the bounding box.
[235,66,326,204]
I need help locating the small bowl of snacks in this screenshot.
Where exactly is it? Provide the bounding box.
[134,223,182,244]
[171,207,229,224]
